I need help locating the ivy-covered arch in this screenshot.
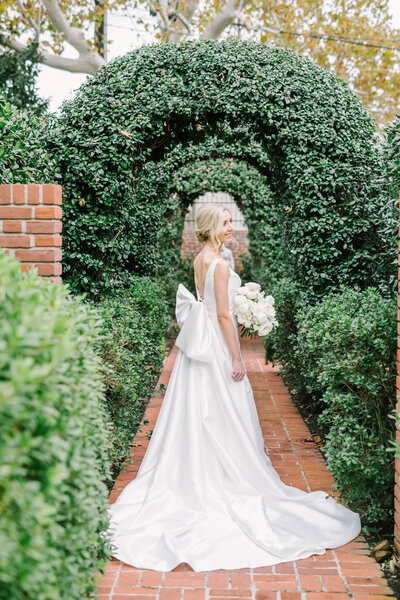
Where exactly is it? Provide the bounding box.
[52,39,382,301]
[170,158,283,289]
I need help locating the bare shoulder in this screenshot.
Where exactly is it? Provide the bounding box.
[214,259,230,278]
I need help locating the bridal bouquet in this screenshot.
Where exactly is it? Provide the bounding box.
[233,282,278,338]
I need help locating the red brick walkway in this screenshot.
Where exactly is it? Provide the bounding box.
[97,337,393,600]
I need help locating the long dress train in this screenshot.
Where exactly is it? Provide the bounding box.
[105,257,361,572]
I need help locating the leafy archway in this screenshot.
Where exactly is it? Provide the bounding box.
[172,158,282,286]
[51,39,382,302]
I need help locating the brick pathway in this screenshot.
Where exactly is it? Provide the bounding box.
[97,337,394,600]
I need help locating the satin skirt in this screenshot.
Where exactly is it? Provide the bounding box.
[105,309,361,571]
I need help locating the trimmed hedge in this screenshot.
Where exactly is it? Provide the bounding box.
[50,40,382,306]
[262,277,311,399]
[294,286,396,525]
[0,251,113,599]
[0,95,53,184]
[375,115,400,298]
[95,276,169,479]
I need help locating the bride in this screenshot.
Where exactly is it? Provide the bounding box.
[106,203,361,572]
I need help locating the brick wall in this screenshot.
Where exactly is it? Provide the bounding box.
[396,194,400,553]
[0,184,62,284]
[181,228,249,270]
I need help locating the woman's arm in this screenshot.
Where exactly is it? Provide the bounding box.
[214,261,245,382]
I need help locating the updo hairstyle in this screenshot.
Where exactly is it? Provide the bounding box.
[194,203,238,250]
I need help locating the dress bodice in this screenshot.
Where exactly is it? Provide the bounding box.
[195,257,241,315]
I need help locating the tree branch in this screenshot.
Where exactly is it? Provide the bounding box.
[169,11,192,35]
[1,0,105,74]
[1,34,104,75]
[200,0,254,39]
[41,0,105,73]
[15,0,39,37]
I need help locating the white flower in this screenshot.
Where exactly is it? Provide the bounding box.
[258,322,273,336]
[233,281,277,338]
[264,304,275,317]
[245,289,258,300]
[238,301,250,314]
[253,307,268,323]
[234,294,247,306]
[245,282,261,292]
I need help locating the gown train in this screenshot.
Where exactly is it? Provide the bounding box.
[105,257,361,571]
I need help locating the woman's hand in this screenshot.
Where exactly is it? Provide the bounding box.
[231,356,245,382]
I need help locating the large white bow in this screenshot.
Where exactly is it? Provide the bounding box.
[175,283,213,363]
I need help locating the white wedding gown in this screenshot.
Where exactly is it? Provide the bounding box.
[106,257,361,572]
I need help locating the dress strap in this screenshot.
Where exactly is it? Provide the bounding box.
[208,257,224,279]
[195,257,223,302]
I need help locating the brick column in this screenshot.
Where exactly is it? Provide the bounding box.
[396,193,400,553]
[0,184,62,284]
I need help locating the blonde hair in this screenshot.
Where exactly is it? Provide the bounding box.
[194,203,239,250]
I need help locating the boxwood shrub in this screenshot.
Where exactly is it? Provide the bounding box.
[94,275,170,480]
[0,250,114,599]
[0,95,53,184]
[294,285,397,525]
[374,115,400,298]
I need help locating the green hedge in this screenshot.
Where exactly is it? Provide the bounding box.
[294,286,396,525]
[0,251,113,599]
[94,276,169,479]
[262,277,312,400]
[375,115,400,298]
[0,95,53,184]
[50,40,382,306]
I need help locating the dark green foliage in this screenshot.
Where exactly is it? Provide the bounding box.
[43,40,393,529]
[0,96,53,184]
[0,250,113,600]
[94,276,169,477]
[294,286,396,524]
[262,278,314,397]
[374,116,400,298]
[0,43,48,115]
[49,40,382,305]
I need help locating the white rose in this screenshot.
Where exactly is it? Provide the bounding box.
[253,307,267,323]
[234,294,247,306]
[262,304,275,317]
[237,286,247,294]
[245,282,261,292]
[245,289,258,300]
[238,301,250,314]
[258,322,273,336]
[244,318,252,328]
[264,295,275,305]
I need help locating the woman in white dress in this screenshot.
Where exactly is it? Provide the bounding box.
[106,203,361,572]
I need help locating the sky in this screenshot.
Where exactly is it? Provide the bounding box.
[37,8,154,112]
[37,0,400,113]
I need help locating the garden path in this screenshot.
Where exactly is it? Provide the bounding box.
[97,336,393,600]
